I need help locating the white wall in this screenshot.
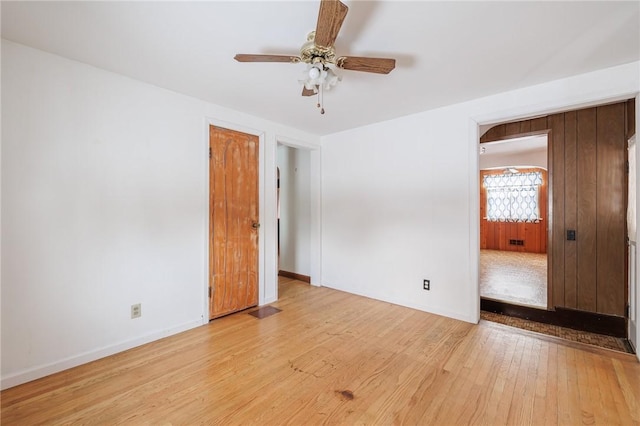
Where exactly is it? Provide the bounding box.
[277,145,311,276]
[0,40,320,389]
[321,61,639,325]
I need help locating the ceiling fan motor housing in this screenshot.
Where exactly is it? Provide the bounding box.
[300,31,336,65]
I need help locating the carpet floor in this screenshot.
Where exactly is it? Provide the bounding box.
[480,249,547,308]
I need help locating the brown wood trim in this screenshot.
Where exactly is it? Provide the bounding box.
[481,298,626,338]
[626,98,636,139]
[278,270,311,283]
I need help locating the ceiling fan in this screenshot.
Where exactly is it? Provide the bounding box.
[234,0,396,113]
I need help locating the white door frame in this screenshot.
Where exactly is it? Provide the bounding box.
[629,133,638,352]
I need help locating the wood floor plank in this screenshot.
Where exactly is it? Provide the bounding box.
[612,358,640,422]
[2,278,639,425]
[556,345,572,425]
[575,347,597,424]
[592,353,619,425]
[543,343,559,425]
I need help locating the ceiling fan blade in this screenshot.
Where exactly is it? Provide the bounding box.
[314,0,349,49]
[234,54,300,63]
[302,86,317,97]
[336,56,396,74]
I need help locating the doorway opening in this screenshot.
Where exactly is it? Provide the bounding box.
[477,100,634,346]
[276,144,312,284]
[479,134,549,309]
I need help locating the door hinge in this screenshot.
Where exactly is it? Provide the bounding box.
[626,160,629,174]
[626,304,630,318]
[209,147,212,159]
[208,286,212,298]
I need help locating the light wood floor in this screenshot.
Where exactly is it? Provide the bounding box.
[2,277,639,425]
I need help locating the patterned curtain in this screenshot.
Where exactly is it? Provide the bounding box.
[484,171,543,222]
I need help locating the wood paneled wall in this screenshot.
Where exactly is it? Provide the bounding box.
[480,168,548,254]
[481,100,634,317]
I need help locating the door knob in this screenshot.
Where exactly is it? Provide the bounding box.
[252,222,260,229]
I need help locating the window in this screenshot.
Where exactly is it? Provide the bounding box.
[483,171,543,222]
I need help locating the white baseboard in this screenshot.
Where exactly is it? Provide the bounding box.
[1,320,202,390]
[321,283,478,325]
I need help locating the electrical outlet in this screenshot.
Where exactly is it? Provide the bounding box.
[131,303,142,319]
[423,279,430,291]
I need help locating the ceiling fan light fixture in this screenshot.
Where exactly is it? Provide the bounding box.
[323,67,340,90]
[299,63,341,92]
[308,66,321,80]
[298,63,341,115]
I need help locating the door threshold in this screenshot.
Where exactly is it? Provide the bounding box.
[481,297,626,338]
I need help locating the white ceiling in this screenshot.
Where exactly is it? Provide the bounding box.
[481,134,547,157]
[479,135,548,170]
[2,1,638,136]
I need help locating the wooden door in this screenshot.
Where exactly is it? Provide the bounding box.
[209,125,259,319]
